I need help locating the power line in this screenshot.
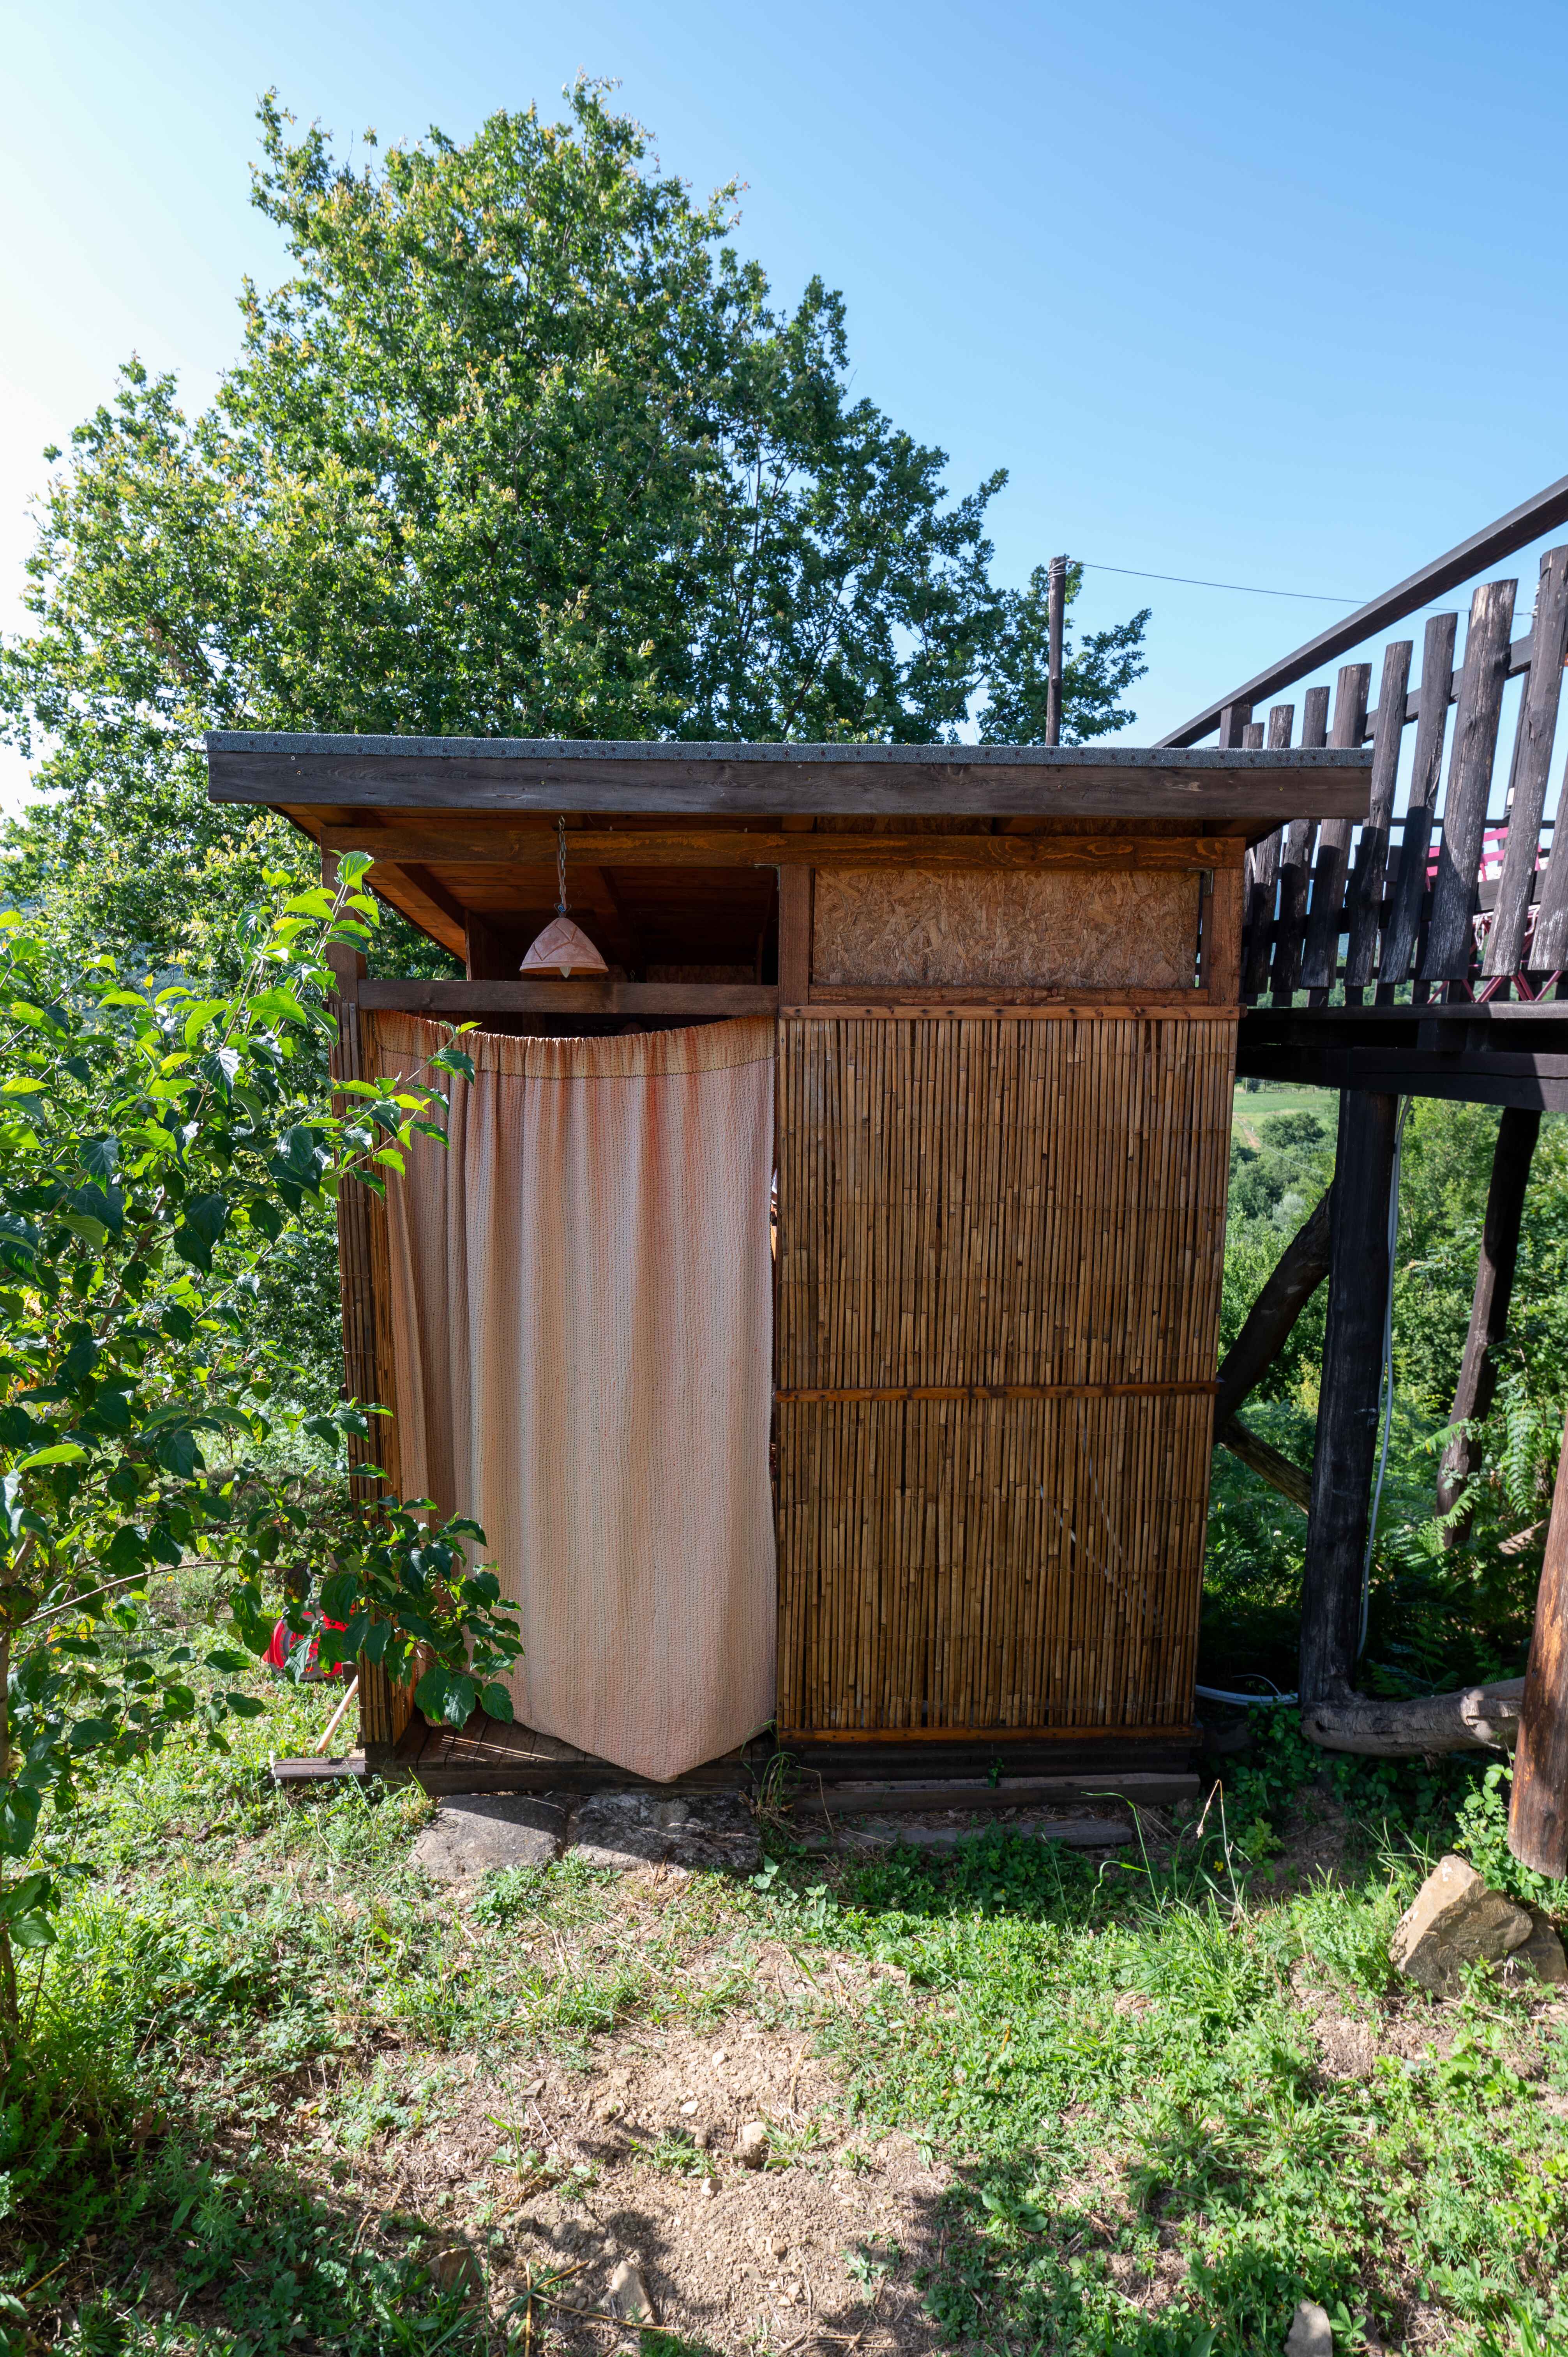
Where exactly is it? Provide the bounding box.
[1076,560,1366,605]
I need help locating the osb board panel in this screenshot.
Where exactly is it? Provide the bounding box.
[774,1013,1233,1734]
[776,1392,1210,1732]
[811,868,1200,991]
[775,1015,1235,1392]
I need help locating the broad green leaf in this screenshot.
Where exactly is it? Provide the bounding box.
[16,1442,88,1469]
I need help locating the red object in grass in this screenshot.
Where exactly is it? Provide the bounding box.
[264,1615,351,1679]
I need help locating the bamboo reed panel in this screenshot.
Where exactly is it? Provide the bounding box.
[811,869,1201,991]
[774,1014,1234,1735]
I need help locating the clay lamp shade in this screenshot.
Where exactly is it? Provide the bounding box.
[519,914,608,979]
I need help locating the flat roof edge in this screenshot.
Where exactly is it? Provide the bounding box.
[204,731,1369,769]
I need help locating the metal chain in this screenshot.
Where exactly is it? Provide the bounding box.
[555,815,569,914]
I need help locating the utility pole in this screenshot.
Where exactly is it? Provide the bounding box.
[1045,554,1068,746]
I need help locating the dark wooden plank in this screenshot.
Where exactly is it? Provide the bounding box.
[1300,1091,1400,1704]
[1241,705,1294,1000]
[359,978,780,1016]
[1487,548,1568,976]
[1301,664,1373,992]
[1217,703,1254,749]
[325,825,1237,872]
[1157,470,1568,747]
[1271,686,1330,1003]
[1381,613,1460,989]
[1422,579,1518,983]
[1509,1408,1568,1876]
[1435,1108,1541,1532]
[790,1772,1201,1815]
[1213,1186,1333,1427]
[1216,1416,1312,1511]
[206,737,1372,822]
[1345,640,1414,990]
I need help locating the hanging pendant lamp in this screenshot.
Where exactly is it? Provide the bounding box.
[519,818,608,978]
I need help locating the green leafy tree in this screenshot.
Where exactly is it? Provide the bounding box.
[0,857,520,2035]
[0,81,1147,974]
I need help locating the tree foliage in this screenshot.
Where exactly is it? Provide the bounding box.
[0,81,1146,970]
[0,860,519,2018]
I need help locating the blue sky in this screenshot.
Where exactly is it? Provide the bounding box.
[3,0,1566,798]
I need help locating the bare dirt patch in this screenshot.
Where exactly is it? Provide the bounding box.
[362,2017,949,2352]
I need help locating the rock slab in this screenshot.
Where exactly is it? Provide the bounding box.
[410,1794,567,1882]
[1390,1853,1533,1997]
[1284,2300,1332,2357]
[569,1792,760,1874]
[1502,1906,1568,1988]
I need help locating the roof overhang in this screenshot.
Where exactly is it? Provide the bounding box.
[206,732,1370,831]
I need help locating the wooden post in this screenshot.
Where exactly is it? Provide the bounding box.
[1510,1412,1568,1876]
[777,866,813,1002]
[1045,555,1067,746]
[1300,1091,1399,1705]
[323,851,397,1766]
[1436,1107,1541,1537]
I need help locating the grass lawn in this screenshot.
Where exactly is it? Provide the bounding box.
[1232,1083,1339,1149]
[9,1670,1568,2357]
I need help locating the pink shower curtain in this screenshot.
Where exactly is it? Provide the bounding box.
[373,1012,777,1782]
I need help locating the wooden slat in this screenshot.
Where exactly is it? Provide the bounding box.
[323,825,1245,872]
[207,736,1372,821]
[1300,664,1372,993]
[777,1380,1218,1402]
[1491,546,1568,974]
[1380,612,1460,989]
[358,978,779,1016]
[782,1004,1235,1023]
[1271,686,1330,1003]
[1344,639,1414,991]
[1422,578,1518,983]
[1241,705,1295,1001]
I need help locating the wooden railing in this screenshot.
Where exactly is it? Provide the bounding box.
[1236,546,1568,1005]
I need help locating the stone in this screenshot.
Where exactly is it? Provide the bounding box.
[1389,1854,1533,1997]
[606,2259,654,2323]
[427,2238,485,2302]
[410,1794,567,1882]
[568,1791,761,1874]
[1284,2301,1332,2357]
[736,2120,769,2168]
[1501,1906,1568,1988]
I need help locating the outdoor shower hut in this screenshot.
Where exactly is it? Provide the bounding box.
[206,735,1368,1786]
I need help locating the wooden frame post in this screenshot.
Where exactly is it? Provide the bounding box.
[1510,1409,1568,1876]
[1300,1091,1399,1704]
[1436,1107,1540,1536]
[323,851,397,1767]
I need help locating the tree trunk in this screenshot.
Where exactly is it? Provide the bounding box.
[1436,1106,1540,1540]
[1509,1411,1568,1877]
[1299,1092,1399,1706]
[1214,1184,1333,1428]
[1302,1679,1524,1756]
